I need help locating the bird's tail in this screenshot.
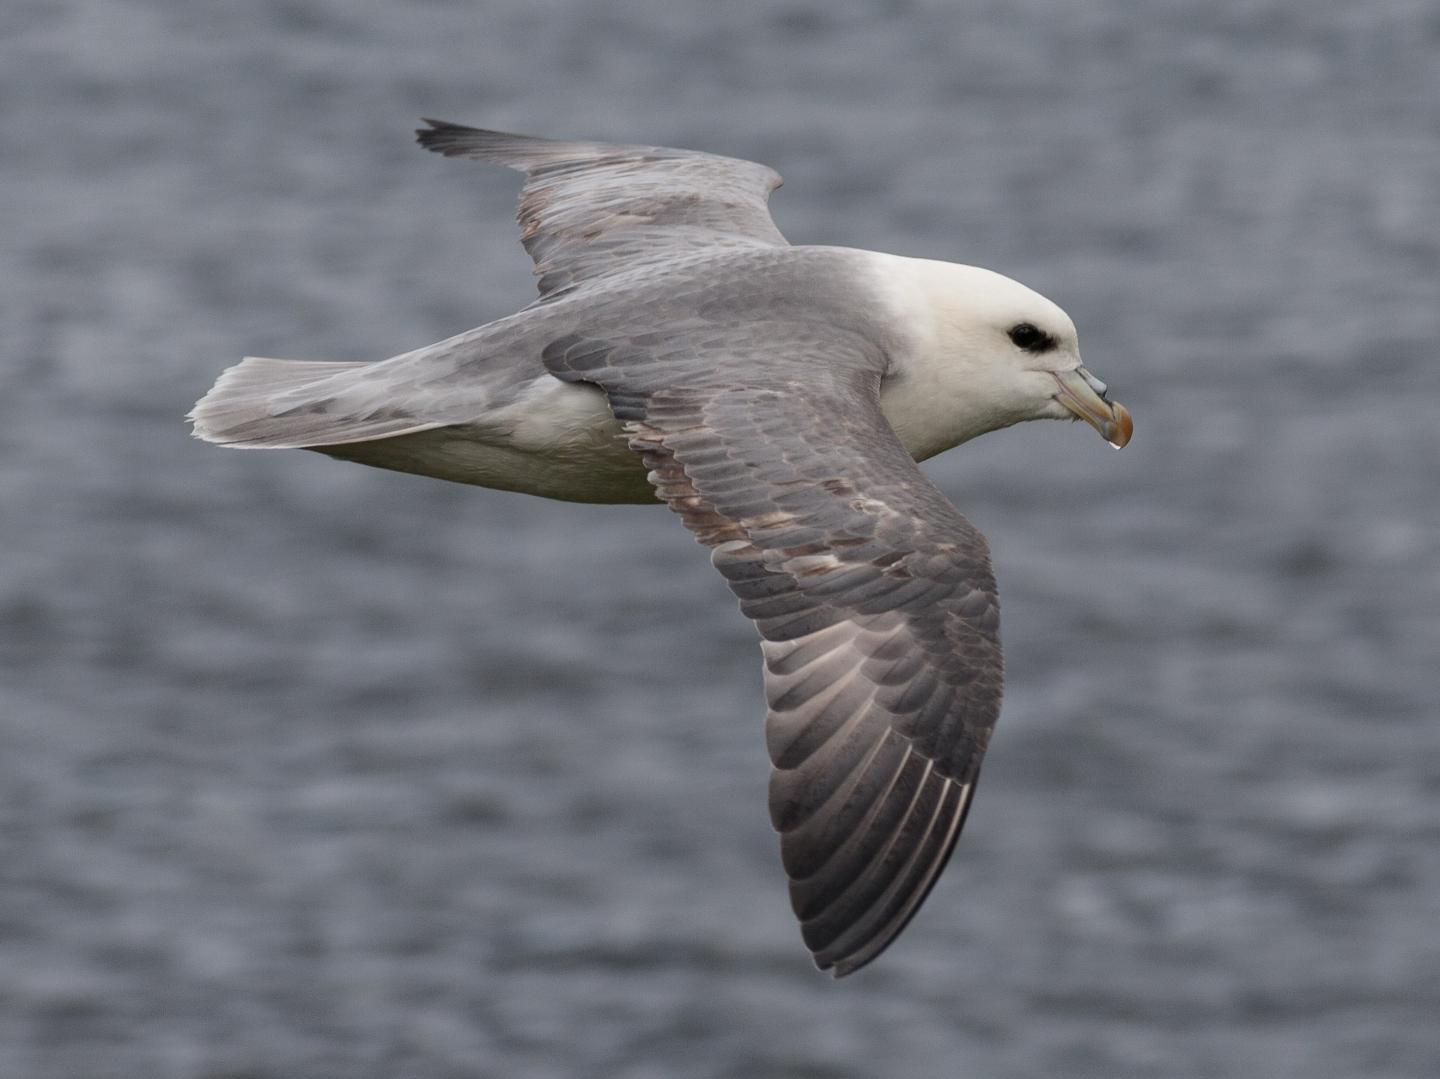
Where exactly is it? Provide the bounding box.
[188,356,442,448]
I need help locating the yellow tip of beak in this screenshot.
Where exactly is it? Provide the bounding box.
[1052,368,1133,449]
[1107,401,1133,449]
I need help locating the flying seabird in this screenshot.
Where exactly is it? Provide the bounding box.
[190,119,1132,976]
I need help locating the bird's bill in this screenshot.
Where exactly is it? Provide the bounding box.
[1052,367,1133,449]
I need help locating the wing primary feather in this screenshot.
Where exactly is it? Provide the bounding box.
[808,771,959,971]
[777,734,913,881]
[799,760,941,955]
[824,779,977,977]
[782,739,917,891]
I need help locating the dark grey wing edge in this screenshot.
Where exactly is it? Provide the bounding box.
[823,772,982,976]
[416,118,672,170]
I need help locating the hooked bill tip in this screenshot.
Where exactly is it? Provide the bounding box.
[1105,402,1134,449]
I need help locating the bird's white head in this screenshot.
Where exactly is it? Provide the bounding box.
[873,256,1132,461]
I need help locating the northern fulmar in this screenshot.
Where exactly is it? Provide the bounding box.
[190,119,1133,976]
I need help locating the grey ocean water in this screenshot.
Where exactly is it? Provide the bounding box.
[5,2,1438,1076]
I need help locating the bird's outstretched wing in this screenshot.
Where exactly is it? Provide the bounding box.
[542,331,1004,976]
[417,119,788,299]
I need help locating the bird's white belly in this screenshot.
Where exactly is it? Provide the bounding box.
[325,375,655,503]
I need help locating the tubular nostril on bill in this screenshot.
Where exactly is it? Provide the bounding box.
[1078,367,1108,399]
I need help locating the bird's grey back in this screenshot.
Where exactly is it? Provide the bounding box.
[376,244,903,422]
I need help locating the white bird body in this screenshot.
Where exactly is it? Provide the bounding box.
[200,248,1101,504]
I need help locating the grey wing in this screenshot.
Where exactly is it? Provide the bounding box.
[544,334,1004,977]
[417,119,788,298]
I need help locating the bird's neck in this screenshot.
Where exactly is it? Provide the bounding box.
[864,253,1020,461]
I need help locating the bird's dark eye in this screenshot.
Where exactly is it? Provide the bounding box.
[1007,322,1053,352]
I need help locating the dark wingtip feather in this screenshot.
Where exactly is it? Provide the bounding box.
[821,774,981,978]
[414,118,605,171]
[416,117,493,157]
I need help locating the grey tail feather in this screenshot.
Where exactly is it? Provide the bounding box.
[188,356,442,449]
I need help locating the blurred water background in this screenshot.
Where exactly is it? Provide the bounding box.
[4,1,1439,1076]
